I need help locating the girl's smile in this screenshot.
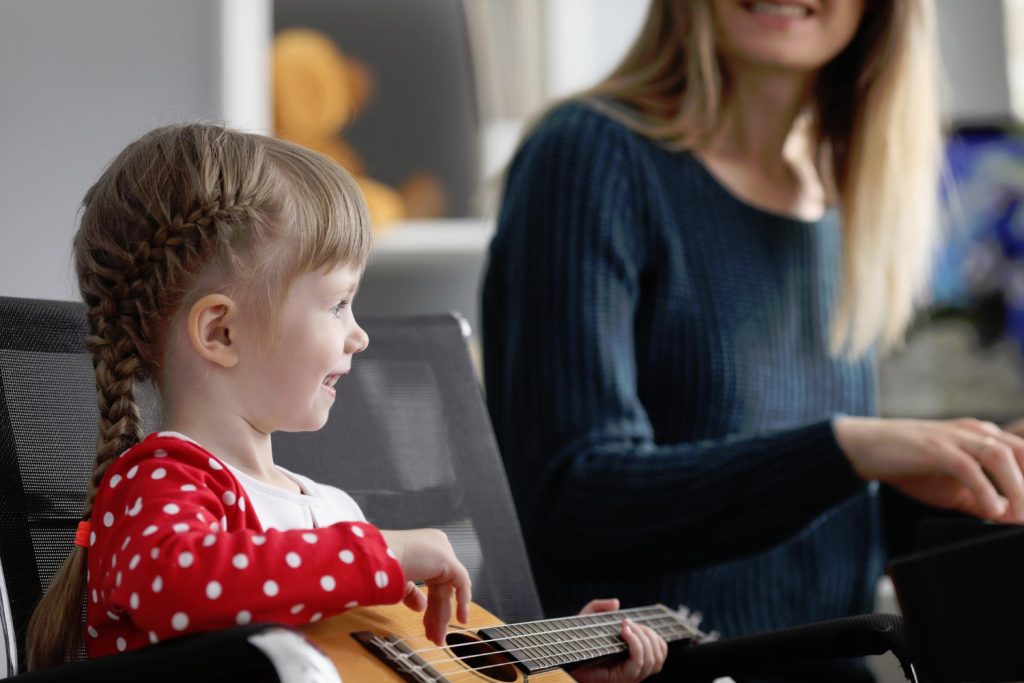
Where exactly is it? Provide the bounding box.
[321,372,346,398]
[233,263,368,433]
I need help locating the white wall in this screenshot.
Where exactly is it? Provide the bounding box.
[0,0,269,302]
[541,0,648,102]
[936,0,1012,123]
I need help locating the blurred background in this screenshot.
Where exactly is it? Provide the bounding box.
[2,1,1024,679]
[0,0,645,346]
[6,0,1024,423]
[6,0,1024,414]
[5,0,1024,444]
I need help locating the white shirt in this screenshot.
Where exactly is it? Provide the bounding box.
[156,431,365,531]
[224,461,366,531]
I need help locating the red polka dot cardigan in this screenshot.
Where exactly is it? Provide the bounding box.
[83,433,405,657]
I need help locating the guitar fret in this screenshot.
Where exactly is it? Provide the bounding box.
[551,620,582,662]
[584,622,619,660]
[522,622,558,669]
[546,622,572,667]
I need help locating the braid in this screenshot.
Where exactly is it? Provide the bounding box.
[25,144,247,671]
[82,325,143,510]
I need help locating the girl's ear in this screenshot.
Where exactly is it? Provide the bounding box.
[187,294,240,368]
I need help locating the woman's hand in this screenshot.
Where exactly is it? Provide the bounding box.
[570,599,667,683]
[381,528,472,645]
[1001,417,1024,439]
[834,416,1024,522]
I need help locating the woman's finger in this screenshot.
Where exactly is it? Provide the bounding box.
[991,429,1024,485]
[969,435,1024,519]
[941,443,1008,519]
[1003,417,1024,438]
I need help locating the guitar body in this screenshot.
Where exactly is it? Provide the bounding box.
[302,600,576,682]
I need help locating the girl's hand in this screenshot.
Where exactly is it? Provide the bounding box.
[834,416,1024,522]
[380,528,472,645]
[571,599,667,683]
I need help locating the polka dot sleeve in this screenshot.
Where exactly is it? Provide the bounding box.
[84,434,405,658]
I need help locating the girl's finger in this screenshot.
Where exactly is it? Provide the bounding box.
[634,624,661,679]
[620,619,645,680]
[654,631,668,674]
[580,598,619,615]
[402,581,427,612]
[425,583,454,645]
[454,565,472,623]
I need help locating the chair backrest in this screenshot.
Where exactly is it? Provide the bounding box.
[273,314,543,624]
[0,295,542,676]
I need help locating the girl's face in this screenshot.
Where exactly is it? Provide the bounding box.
[712,0,866,74]
[237,263,368,433]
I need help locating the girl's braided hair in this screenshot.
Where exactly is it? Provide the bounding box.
[26,123,371,670]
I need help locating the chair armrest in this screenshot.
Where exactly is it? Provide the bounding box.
[6,623,339,683]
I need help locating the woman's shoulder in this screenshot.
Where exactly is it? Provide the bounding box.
[508,98,658,189]
[531,97,643,147]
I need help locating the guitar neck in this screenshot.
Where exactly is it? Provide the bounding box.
[478,604,701,675]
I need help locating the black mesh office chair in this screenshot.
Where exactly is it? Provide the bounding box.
[0,297,325,681]
[0,295,541,680]
[273,315,542,626]
[0,294,935,682]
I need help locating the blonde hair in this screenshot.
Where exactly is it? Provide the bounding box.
[584,0,943,358]
[26,123,371,670]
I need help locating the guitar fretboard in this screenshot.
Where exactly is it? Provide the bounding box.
[478,604,699,674]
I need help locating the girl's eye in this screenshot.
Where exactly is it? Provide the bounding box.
[331,300,351,317]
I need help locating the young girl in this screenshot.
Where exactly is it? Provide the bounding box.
[25,124,665,682]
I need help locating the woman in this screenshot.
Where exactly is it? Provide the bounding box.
[482,1,1024,679]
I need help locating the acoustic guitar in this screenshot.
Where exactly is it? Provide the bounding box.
[302,599,712,682]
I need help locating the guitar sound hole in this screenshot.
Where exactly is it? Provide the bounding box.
[445,632,518,682]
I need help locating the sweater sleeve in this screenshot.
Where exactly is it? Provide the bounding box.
[88,438,405,643]
[484,103,865,575]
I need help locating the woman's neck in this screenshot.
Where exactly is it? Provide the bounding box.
[695,64,826,220]
[703,66,816,172]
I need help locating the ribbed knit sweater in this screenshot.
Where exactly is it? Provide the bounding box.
[482,100,884,642]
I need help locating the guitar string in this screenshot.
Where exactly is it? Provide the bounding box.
[418,605,687,646]
[418,623,672,671]
[383,610,696,681]
[417,612,685,659]
[405,634,644,683]
[405,608,694,658]
[393,636,633,683]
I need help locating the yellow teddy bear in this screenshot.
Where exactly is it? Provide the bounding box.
[273,28,446,228]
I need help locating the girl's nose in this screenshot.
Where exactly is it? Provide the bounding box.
[347,322,369,354]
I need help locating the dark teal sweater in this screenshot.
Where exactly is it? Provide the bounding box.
[482,100,884,641]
